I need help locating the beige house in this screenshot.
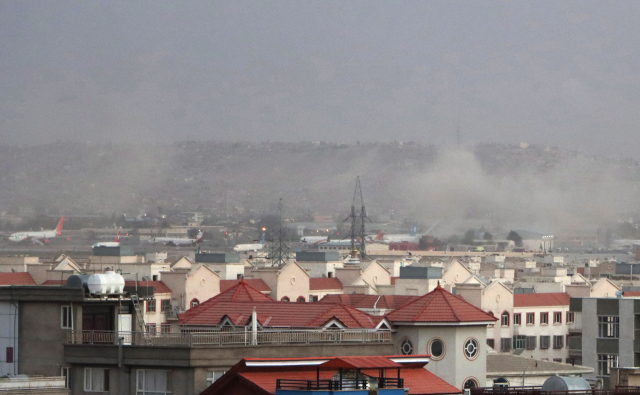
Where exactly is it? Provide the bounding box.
[442,259,473,291]
[250,262,310,302]
[161,265,221,311]
[590,278,621,298]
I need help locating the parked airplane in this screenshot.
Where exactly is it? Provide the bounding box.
[300,235,329,245]
[380,223,420,244]
[152,231,203,247]
[5,217,65,245]
[234,233,266,253]
[93,231,121,249]
[379,221,440,244]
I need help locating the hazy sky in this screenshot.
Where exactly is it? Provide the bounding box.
[1,1,640,159]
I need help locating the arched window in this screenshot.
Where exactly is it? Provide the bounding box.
[501,311,510,326]
[281,296,290,302]
[464,378,479,389]
[190,299,200,308]
[296,296,306,303]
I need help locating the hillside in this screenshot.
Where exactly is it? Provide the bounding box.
[1,142,639,233]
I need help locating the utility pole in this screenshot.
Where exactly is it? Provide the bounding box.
[346,177,369,260]
[269,198,291,267]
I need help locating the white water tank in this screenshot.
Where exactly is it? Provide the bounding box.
[88,271,125,294]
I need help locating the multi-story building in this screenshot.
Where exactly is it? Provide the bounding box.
[510,293,572,362]
[569,296,639,388]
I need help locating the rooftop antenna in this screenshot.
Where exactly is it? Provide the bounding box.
[346,177,370,260]
[269,198,291,268]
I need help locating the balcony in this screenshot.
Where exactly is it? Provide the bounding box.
[67,328,392,347]
[276,378,403,391]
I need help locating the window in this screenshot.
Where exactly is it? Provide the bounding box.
[526,336,537,350]
[310,295,319,302]
[190,299,199,309]
[6,347,13,363]
[137,369,170,395]
[540,335,550,349]
[513,313,521,326]
[598,316,620,338]
[597,354,618,377]
[553,335,564,349]
[281,296,290,302]
[554,312,562,324]
[161,324,171,333]
[161,300,171,312]
[553,358,562,363]
[328,272,333,278]
[566,311,575,323]
[147,300,156,313]
[206,371,226,386]
[146,324,157,335]
[296,296,306,303]
[501,312,510,326]
[61,367,70,389]
[84,368,109,392]
[512,335,525,350]
[237,273,243,280]
[463,378,479,389]
[487,339,495,349]
[540,312,549,325]
[526,313,535,325]
[429,338,445,360]
[464,338,480,360]
[400,338,414,355]
[61,306,73,329]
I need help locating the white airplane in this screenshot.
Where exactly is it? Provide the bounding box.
[93,231,121,248]
[152,231,203,247]
[300,236,329,245]
[6,217,65,245]
[380,223,420,244]
[234,233,266,253]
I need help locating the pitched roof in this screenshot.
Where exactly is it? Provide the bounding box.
[124,281,172,294]
[309,277,342,290]
[207,279,275,304]
[179,301,382,328]
[513,292,570,307]
[202,355,461,395]
[319,294,420,310]
[221,278,271,293]
[0,272,36,286]
[386,283,497,324]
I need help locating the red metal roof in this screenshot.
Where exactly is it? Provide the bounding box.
[624,291,640,297]
[179,301,382,328]
[321,356,401,369]
[319,294,420,310]
[202,354,461,395]
[221,278,271,293]
[0,272,36,286]
[309,277,343,290]
[125,281,172,294]
[513,292,570,307]
[386,283,497,323]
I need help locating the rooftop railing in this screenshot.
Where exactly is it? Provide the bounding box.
[66,328,391,347]
[470,387,640,395]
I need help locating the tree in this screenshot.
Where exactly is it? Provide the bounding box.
[483,232,493,241]
[507,230,523,247]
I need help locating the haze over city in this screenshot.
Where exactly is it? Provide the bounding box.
[1,1,640,159]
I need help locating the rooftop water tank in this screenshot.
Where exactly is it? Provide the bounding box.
[66,274,91,291]
[541,376,590,391]
[87,271,125,294]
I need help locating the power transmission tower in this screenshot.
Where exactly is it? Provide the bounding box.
[269,198,291,267]
[346,177,369,260]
